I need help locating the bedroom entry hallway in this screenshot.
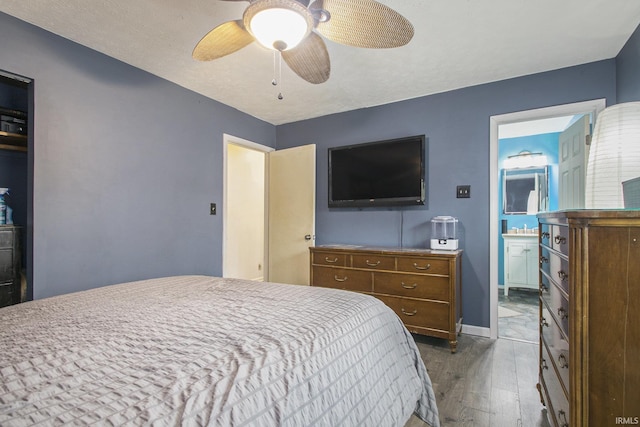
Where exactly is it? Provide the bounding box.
[223,134,316,285]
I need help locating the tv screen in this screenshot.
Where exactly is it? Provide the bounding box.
[328,135,426,207]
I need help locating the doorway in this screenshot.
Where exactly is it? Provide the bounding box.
[489,99,606,340]
[223,135,316,285]
[223,134,272,281]
[0,69,33,305]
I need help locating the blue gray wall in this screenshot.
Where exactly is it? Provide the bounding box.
[0,12,276,299]
[276,61,617,329]
[617,23,640,102]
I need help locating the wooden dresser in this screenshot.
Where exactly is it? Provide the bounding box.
[536,210,640,427]
[309,245,462,352]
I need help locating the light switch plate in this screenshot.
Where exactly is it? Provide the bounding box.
[457,185,470,198]
[210,203,217,215]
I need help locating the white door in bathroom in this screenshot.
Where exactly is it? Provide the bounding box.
[558,115,590,209]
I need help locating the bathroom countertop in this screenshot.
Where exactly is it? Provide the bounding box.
[502,232,537,238]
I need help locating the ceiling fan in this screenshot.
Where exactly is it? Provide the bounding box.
[192,0,414,85]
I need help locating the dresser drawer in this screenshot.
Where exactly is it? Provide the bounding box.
[352,254,395,270]
[541,341,570,427]
[541,279,569,337]
[539,223,552,247]
[0,282,14,307]
[0,248,15,282]
[0,229,14,249]
[541,300,569,396]
[542,335,569,400]
[312,251,348,267]
[551,225,569,255]
[375,295,449,331]
[311,266,372,292]
[540,247,569,294]
[374,272,449,300]
[396,257,449,275]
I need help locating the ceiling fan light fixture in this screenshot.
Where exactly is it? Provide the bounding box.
[244,0,313,51]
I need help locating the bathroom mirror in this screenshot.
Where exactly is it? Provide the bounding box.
[503,166,549,214]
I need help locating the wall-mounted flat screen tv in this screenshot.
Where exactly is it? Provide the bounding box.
[328,135,426,207]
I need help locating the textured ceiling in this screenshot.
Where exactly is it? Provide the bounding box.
[1,0,639,125]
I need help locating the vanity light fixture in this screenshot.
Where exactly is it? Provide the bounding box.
[503,151,548,169]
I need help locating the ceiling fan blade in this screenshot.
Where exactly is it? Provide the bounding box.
[192,20,254,61]
[282,32,330,84]
[312,0,414,48]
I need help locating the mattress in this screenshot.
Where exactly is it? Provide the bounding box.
[0,275,440,426]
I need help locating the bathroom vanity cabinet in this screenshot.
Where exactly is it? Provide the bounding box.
[503,234,538,296]
[536,210,640,427]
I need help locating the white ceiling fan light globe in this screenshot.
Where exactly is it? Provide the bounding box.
[244,0,314,51]
[251,8,308,50]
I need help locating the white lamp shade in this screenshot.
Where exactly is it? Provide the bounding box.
[585,102,640,209]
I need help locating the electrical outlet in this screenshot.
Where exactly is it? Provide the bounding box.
[210,203,217,215]
[456,185,470,198]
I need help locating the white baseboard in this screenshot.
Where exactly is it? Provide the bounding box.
[461,323,491,338]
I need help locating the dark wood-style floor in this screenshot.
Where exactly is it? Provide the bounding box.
[406,334,552,427]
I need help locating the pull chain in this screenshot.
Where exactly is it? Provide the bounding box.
[272,50,283,100]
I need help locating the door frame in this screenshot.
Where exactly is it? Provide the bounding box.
[0,69,34,301]
[488,99,606,339]
[222,133,274,279]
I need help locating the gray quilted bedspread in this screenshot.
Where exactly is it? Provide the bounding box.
[0,275,439,426]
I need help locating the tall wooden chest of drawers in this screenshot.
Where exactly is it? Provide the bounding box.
[0,225,22,308]
[309,245,462,352]
[537,210,640,427]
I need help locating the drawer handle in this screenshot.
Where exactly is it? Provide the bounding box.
[324,257,339,263]
[541,358,548,370]
[540,317,549,328]
[401,308,417,316]
[365,260,381,267]
[554,235,566,245]
[401,282,417,289]
[557,307,568,320]
[412,263,431,271]
[558,353,569,369]
[558,410,568,427]
[557,270,568,281]
[539,256,548,265]
[541,231,550,239]
[333,275,347,282]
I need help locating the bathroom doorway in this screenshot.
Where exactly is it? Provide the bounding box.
[489,99,606,340]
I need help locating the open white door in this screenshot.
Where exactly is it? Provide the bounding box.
[268,144,316,285]
[558,115,590,209]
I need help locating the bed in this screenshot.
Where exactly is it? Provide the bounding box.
[0,275,440,426]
